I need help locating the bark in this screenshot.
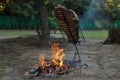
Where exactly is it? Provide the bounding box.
[38,0,50,47]
[104,28,120,44]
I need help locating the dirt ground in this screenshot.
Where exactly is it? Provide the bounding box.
[0,35,120,80]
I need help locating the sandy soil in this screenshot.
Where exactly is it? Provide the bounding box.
[0,35,120,80]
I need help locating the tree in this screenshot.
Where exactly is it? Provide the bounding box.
[1,0,37,29]
[104,0,120,25]
[104,0,120,44]
[2,0,50,46]
[34,0,54,47]
[0,2,5,13]
[38,0,50,47]
[47,0,92,17]
[62,0,92,16]
[5,0,37,19]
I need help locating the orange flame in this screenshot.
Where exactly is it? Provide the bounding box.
[59,51,65,67]
[38,54,45,68]
[51,43,65,67]
[51,43,59,54]
[38,43,65,68]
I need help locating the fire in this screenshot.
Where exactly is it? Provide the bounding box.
[36,43,65,68]
[38,54,45,68]
[25,42,67,77]
[37,43,66,68]
[51,43,65,67]
[59,52,65,67]
[51,42,59,54]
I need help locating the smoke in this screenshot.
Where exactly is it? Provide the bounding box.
[79,0,108,29]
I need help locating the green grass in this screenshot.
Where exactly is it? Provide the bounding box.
[52,30,108,39]
[0,29,108,39]
[83,30,108,39]
[0,30,37,37]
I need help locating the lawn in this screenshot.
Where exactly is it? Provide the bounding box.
[0,30,37,37]
[82,30,108,39]
[0,29,108,39]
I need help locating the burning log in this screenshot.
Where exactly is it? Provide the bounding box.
[26,59,88,77]
[27,59,68,77]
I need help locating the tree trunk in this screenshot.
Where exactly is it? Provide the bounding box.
[39,0,50,47]
[104,28,120,44]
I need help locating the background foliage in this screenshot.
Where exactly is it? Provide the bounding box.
[0,0,120,29]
